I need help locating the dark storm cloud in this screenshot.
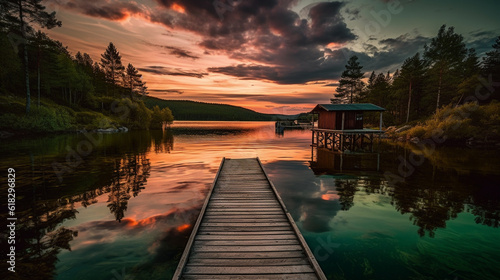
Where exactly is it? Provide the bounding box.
[324,83,340,87]
[149,0,358,83]
[308,2,356,44]
[144,42,200,59]
[50,0,439,83]
[47,0,142,21]
[467,30,500,56]
[149,89,184,95]
[139,66,208,78]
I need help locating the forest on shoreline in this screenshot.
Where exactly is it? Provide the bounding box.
[0,1,173,134]
[334,25,500,143]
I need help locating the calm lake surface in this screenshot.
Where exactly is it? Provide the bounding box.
[1,121,499,280]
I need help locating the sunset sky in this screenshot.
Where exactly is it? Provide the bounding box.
[44,0,500,114]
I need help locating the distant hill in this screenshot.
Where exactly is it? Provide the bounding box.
[143,96,296,121]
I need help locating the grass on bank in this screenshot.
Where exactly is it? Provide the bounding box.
[398,102,500,141]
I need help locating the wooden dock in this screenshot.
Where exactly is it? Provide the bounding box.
[173,158,327,280]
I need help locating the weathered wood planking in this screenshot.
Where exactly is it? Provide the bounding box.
[172,158,327,280]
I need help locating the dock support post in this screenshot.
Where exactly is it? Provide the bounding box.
[377,153,380,171]
[341,112,345,131]
[371,134,374,152]
[379,112,383,142]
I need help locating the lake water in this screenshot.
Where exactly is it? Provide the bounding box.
[1,121,499,280]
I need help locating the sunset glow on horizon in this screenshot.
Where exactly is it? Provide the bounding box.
[44,0,500,114]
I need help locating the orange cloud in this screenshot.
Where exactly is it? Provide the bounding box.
[171,3,186,14]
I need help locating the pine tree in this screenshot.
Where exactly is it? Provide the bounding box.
[332,55,365,104]
[396,53,426,123]
[124,63,145,97]
[385,71,392,83]
[456,49,481,105]
[100,42,125,94]
[424,25,468,112]
[367,71,376,89]
[482,36,500,100]
[393,69,400,79]
[3,0,61,113]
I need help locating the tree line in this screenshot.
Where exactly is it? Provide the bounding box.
[0,0,173,131]
[334,25,500,126]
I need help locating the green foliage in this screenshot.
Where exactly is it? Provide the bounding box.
[162,106,174,123]
[75,111,116,130]
[400,102,500,141]
[0,105,74,132]
[357,25,500,128]
[150,105,174,129]
[115,98,152,129]
[1,12,158,133]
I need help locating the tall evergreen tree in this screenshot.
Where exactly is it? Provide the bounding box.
[424,25,468,112]
[367,71,376,89]
[0,32,21,93]
[100,42,125,94]
[332,55,365,104]
[482,36,500,100]
[124,63,146,97]
[456,48,481,105]
[3,0,61,113]
[396,53,426,123]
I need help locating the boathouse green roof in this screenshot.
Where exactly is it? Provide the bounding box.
[311,103,385,112]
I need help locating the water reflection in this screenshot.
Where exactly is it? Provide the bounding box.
[267,146,500,279]
[0,122,499,280]
[309,147,381,174]
[306,144,500,238]
[107,154,150,222]
[0,131,168,279]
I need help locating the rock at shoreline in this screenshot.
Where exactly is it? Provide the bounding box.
[386,126,397,132]
[410,137,420,144]
[94,127,129,133]
[395,125,411,133]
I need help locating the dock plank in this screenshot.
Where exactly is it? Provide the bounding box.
[182,274,318,280]
[187,257,308,266]
[172,158,327,280]
[183,265,314,275]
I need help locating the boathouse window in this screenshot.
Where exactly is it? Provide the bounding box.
[356,113,363,121]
